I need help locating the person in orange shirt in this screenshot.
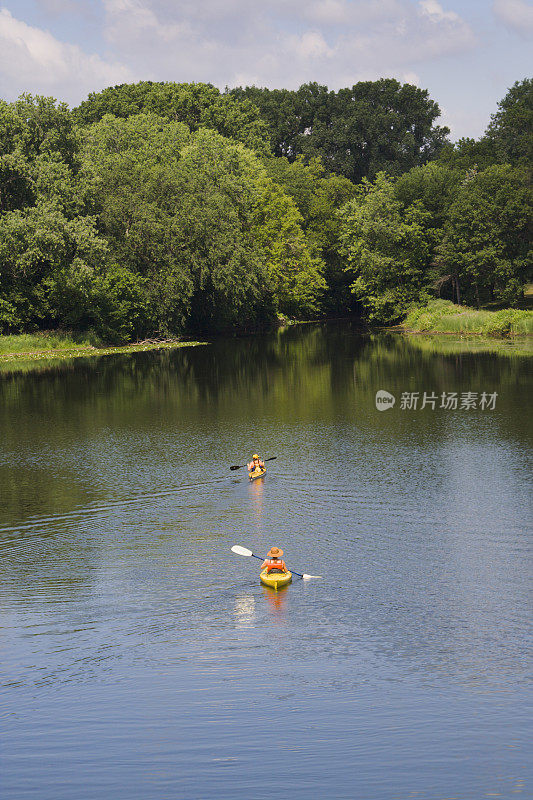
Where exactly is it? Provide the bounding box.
[261,547,288,574]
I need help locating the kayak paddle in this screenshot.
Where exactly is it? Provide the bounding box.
[230,457,277,471]
[231,545,322,580]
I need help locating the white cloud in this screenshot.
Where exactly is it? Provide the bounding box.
[98,0,476,91]
[402,71,420,86]
[0,7,133,103]
[493,0,533,38]
[419,0,461,23]
[306,0,350,25]
[0,0,478,118]
[103,0,192,46]
[287,31,334,59]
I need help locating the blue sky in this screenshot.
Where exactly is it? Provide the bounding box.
[0,0,531,139]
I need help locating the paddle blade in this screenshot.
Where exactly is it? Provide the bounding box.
[302,574,323,580]
[230,465,243,470]
[231,545,253,557]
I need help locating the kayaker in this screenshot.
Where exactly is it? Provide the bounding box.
[261,547,288,574]
[247,453,265,472]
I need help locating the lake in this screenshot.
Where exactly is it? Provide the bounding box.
[1,324,531,799]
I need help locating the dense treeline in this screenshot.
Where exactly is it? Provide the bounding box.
[339,78,532,321]
[0,78,531,340]
[231,80,449,183]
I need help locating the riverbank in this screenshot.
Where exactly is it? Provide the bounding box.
[0,330,101,354]
[399,333,533,357]
[400,300,533,337]
[0,332,208,365]
[0,314,334,361]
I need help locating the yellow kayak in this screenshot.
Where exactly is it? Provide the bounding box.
[249,467,267,481]
[260,568,292,590]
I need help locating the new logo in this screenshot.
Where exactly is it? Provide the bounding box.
[375,390,395,411]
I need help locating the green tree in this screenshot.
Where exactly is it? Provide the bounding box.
[251,170,326,317]
[80,113,326,330]
[437,78,532,171]
[4,94,78,165]
[170,129,270,331]
[0,94,82,214]
[487,78,533,165]
[82,115,263,331]
[263,156,355,309]
[229,86,306,159]
[339,174,433,323]
[0,95,112,334]
[437,136,498,172]
[93,267,151,343]
[81,112,195,333]
[232,79,449,182]
[394,161,462,230]
[0,202,107,333]
[435,165,532,306]
[74,81,270,154]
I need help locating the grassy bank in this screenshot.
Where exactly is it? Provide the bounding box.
[401,333,533,358]
[0,330,103,354]
[402,300,533,337]
[0,331,207,368]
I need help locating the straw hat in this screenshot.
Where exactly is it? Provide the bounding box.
[267,547,283,558]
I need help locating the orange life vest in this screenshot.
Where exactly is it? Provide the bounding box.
[263,558,287,574]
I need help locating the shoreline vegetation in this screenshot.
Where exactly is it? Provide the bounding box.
[399,299,533,337]
[1,78,531,345]
[0,333,207,365]
[1,295,532,373]
[1,329,530,378]
[399,334,533,357]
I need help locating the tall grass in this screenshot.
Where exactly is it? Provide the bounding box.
[0,331,101,354]
[404,300,533,336]
[0,339,207,373]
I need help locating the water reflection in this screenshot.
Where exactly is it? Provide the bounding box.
[262,586,289,621]
[248,476,265,526]
[233,595,256,629]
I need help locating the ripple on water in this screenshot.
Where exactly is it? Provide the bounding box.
[0,328,531,800]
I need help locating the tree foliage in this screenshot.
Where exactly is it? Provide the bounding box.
[436,165,532,306]
[74,81,271,154]
[1,78,531,340]
[232,79,449,182]
[80,113,193,334]
[394,161,462,230]
[263,156,356,309]
[251,169,326,316]
[0,95,325,340]
[0,95,110,334]
[439,78,533,171]
[80,114,325,332]
[487,78,533,166]
[339,160,532,321]
[339,174,433,323]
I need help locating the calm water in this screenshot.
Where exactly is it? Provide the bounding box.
[1,325,531,800]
